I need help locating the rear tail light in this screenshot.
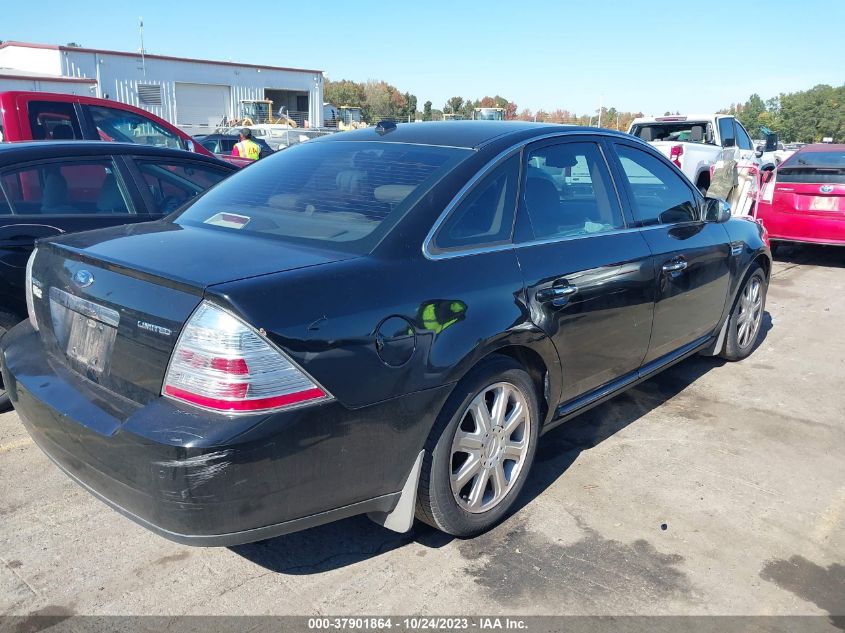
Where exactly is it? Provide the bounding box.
[760,171,776,203]
[670,144,683,168]
[163,301,330,414]
[25,248,40,331]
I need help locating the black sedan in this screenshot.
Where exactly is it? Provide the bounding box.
[0,122,770,545]
[0,141,237,409]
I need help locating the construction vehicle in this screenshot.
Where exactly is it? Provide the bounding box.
[472,107,506,121]
[227,100,297,128]
[337,106,367,131]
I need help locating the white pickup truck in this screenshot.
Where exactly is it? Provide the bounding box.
[628,114,773,216]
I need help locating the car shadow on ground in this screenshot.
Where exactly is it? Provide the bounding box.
[232,316,772,575]
[773,243,844,269]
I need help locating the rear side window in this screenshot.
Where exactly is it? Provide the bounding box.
[0,159,132,215]
[614,145,698,225]
[718,118,736,147]
[88,106,183,149]
[521,142,623,240]
[28,101,82,140]
[431,154,520,253]
[135,160,231,215]
[175,141,471,254]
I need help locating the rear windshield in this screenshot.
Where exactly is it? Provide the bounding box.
[778,150,845,184]
[630,122,713,144]
[175,140,471,253]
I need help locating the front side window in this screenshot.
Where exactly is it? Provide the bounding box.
[175,141,471,254]
[718,118,736,148]
[735,123,753,150]
[614,145,699,226]
[28,101,82,140]
[200,139,221,154]
[430,154,520,253]
[0,159,131,215]
[88,106,183,149]
[521,142,624,240]
[135,160,230,215]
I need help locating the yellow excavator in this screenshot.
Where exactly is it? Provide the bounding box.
[337,106,367,131]
[228,100,298,128]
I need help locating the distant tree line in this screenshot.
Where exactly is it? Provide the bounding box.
[324,79,417,123]
[722,84,844,143]
[326,78,843,142]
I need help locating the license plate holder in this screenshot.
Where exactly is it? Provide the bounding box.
[49,287,120,376]
[810,196,838,211]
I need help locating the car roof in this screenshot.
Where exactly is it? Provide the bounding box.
[315,121,626,150]
[795,143,845,153]
[0,140,234,167]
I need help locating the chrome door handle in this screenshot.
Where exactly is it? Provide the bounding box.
[536,285,579,306]
[662,259,688,273]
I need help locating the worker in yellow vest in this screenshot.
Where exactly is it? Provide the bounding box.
[232,128,261,160]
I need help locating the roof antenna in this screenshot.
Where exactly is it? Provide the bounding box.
[138,17,146,77]
[376,120,397,135]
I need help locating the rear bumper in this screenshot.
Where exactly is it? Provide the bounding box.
[758,204,845,245]
[1,322,448,546]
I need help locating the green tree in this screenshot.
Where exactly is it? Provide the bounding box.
[738,93,767,136]
[324,79,366,109]
[445,96,464,114]
[423,101,432,121]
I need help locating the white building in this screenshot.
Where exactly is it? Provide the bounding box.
[0,41,325,132]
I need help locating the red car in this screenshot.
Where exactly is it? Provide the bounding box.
[756,144,845,250]
[0,91,243,168]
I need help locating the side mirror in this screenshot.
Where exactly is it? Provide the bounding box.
[185,139,196,153]
[764,132,778,152]
[755,149,764,158]
[723,138,736,148]
[704,197,731,223]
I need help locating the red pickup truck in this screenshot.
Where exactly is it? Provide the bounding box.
[0,91,217,158]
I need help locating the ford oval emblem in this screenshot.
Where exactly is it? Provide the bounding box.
[820,185,834,194]
[73,269,94,288]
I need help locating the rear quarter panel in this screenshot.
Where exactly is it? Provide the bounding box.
[721,217,771,317]
[206,252,560,412]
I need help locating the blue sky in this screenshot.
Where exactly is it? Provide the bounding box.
[4,0,843,115]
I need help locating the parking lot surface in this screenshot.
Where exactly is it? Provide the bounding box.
[1,244,843,619]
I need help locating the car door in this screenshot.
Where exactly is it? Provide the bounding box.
[515,138,655,404]
[607,140,732,365]
[0,155,149,320]
[125,157,234,217]
[717,117,759,216]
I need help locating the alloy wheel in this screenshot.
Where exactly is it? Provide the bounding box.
[736,276,763,349]
[449,382,531,513]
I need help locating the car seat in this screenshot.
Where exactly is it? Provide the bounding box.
[96,174,127,213]
[524,177,562,237]
[41,171,71,213]
[51,125,75,140]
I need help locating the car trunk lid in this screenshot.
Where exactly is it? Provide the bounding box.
[29,222,356,406]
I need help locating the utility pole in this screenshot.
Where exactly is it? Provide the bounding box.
[139,17,146,76]
[597,95,603,128]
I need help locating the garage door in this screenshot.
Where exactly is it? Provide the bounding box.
[175,83,230,128]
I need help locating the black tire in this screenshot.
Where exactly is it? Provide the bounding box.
[416,355,540,537]
[0,319,13,412]
[720,264,767,361]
